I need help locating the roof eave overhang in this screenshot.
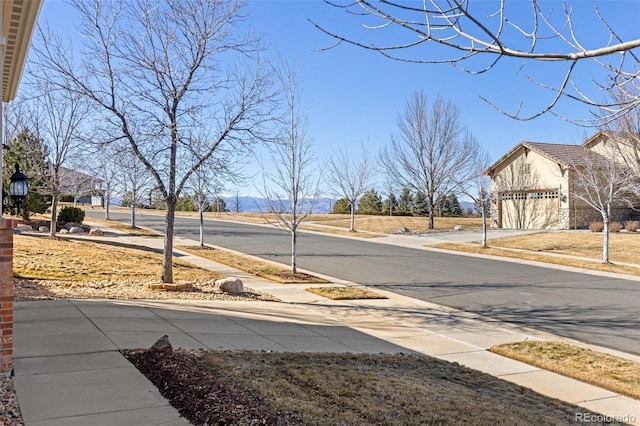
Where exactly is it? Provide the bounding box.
[2,0,43,102]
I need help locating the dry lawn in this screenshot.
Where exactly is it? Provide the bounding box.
[431,242,640,276]
[192,350,597,425]
[491,341,640,400]
[88,218,162,237]
[14,234,217,282]
[431,230,640,276]
[177,245,327,284]
[305,286,388,300]
[484,231,640,264]
[173,211,485,234]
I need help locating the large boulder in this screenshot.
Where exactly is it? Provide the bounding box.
[215,277,244,294]
[39,226,50,233]
[16,224,32,232]
[453,225,464,231]
[63,222,83,231]
[69,226,85,234]
[89,228,104,236]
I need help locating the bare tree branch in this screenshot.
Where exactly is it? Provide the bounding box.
[313,1,640,124]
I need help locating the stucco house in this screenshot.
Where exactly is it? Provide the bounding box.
[486,131,639,229]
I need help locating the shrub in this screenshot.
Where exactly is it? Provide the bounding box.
[609,222,622,233]
[57,206,85,224]
[625,221,639,232]
[589,221,604,232]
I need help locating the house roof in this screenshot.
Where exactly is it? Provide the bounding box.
[521,142,589,166]
[485,133,618,175]
[2,0,43,101]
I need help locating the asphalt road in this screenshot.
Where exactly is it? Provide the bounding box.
[90,211,640,356]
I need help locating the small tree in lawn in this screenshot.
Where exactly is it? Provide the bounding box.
[326,142,374,231]
[569,143,634,263]
[262,61,319,274]
[461,150,492,248]
[115,148,152,229]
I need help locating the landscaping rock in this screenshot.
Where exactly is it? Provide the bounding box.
[89,228,104,236]
[13,229,20,235]
[398,227,410,233]
[144,282,194,292]
[215,277,244,294]
[454,225,464,231]
[64,222,82,230]
[69,226,85,234]
[38,226,49,233]
[16,224,32,232]
[59,229,69,234]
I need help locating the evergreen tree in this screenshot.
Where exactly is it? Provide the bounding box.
[447,193,463,217]
[358,189,382,215]
[412,191,427,216]
[210,197,228,212]
[397,187,413,214]
[3,129,51,219]
[382,192,398,216]
[175,196,196,211]
[332,197,351,214]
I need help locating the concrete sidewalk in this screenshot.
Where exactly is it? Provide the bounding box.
[11,226,640,425]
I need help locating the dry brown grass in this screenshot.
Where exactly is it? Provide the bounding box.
[174,211,485,234]
[305,286,388,300]
[430,242,640,276]
[305,215,484,233]
[177,245,327,284]
[483,231,640,264]
[198,351,595,425]
[88,218,162,237]
[14,234,218,282]
[491,341,640,400]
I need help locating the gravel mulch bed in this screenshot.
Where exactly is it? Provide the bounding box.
[14,278,281,302]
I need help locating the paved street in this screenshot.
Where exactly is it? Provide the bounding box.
[90,211,640,356]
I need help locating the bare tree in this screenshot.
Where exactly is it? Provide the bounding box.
[261,62,319,274]
[31,0,276,283]
[461,150,491,248]
[24,82,89,236]
[90,144,121,220]
[569,143,634,263]
[186,164,223,247]
[380,90,480,230]
[313,1,640,124]
[326,142,374,231]
[115,147,153,230]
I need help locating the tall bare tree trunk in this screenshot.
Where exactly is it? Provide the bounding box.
[199,207,205,247]
[481,206,488,248]
[130,203,136,229]
[49,195,58,237]
[291,232,297,274]
[162,198,177,283]
[350,203,355,232]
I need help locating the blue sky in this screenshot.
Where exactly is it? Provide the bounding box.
[36,0,639,196]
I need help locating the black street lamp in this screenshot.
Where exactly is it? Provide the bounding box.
[9,164,28,213]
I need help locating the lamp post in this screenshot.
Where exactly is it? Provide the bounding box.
[9,164,28,214]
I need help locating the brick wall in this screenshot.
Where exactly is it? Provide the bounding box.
[0,218,17,373]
